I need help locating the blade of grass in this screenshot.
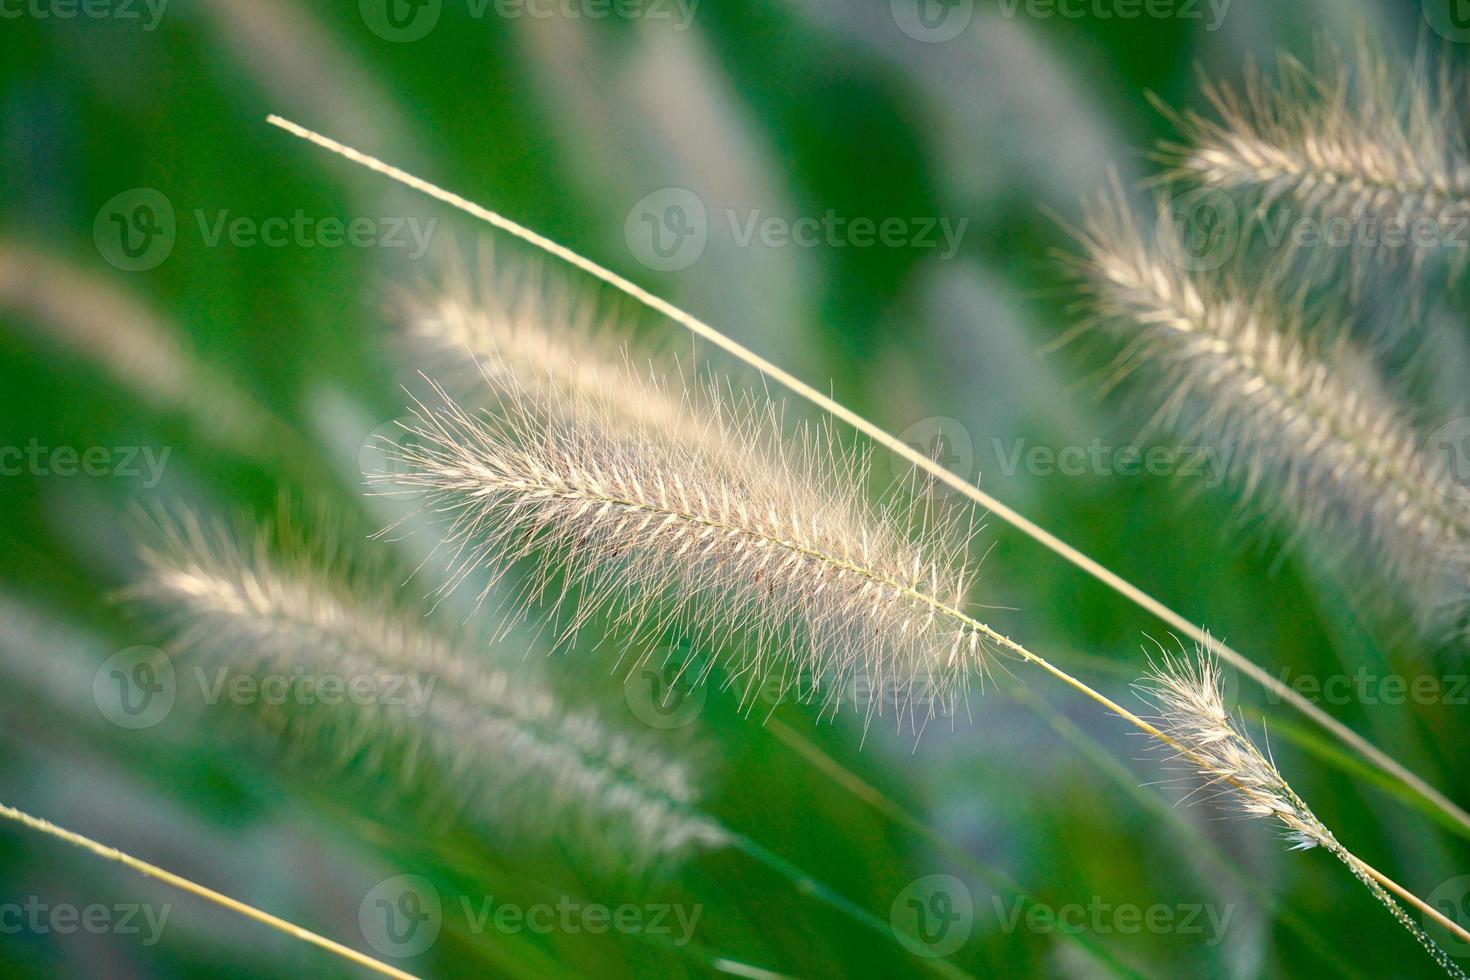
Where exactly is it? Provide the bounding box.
[260,114,1470,841]
[1008,684,1369,980]
[0,800,417,980]
[766,718,1145,980]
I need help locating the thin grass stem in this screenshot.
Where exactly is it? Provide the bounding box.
[262,114,1470,841]
[0,801,417,980]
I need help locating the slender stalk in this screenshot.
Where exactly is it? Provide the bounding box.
[1360,858,1469,947]
[767,719,1147,980]
[1007,685,1368,980]
[263,114,1470,839]
[731,835,975,980]
[0,801,417,980]
[378,361,1467,970]
[933,606,1470,951]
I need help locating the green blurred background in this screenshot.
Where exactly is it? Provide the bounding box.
[1,0,1468,976]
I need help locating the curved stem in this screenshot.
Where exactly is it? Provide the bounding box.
[261,114,1470,840]
[1358,857,1470,947]
[0,801,416,980]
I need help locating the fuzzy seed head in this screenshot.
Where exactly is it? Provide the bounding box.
[1138,643,1328,852]
[376,361,990,732]
[131,513,727,872]
[1077,192,1470,632]
[1159,44,1470,279]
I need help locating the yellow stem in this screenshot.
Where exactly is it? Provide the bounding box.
[1357,856,1470,947]
[261,114,1470,838]
[0,802,417,980]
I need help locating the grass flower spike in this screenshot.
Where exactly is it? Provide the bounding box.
[381,369,988,729]
[1076,191,1470,632]
[1159,43,1470,276]
[131,512,727,872]
[1141,643,1470,977]
[270,115,1470,973]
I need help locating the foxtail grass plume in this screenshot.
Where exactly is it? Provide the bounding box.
[391,250,701,435]
[1140,643,1468,978]
[268,115,1470,842]
[1076,192,1470,633]
[376,364,989,731]
[0,241,270,455]
[130,512,727,871]
[1158,43,1470,278]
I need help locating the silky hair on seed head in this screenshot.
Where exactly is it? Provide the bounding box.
[128,509,728,873]
[1074,185,1470,636]
[373,360,991,733]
